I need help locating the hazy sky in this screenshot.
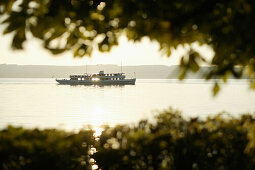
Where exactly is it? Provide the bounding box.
[0,28,214,66]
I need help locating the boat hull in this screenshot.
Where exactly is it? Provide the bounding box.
[56,79,136,85]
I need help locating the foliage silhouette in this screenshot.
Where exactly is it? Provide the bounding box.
[2,109,255,169]
[0,126,95,170]
[1,0,255,90]
[94,108,255,169]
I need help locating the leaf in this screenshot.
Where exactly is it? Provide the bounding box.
[250,80,255,89]
[222,72,229,83]
[49,48,66,55]
[213,82,220,96]
[11,28,26,49]
[4,0,15,13]
[188,51,200,72]
[73,44,89,57]
[178,68,187,80]
[66,33,78,48]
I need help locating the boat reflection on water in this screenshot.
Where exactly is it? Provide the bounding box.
[65,84,127,88]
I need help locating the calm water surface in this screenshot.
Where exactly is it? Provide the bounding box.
[0,78,255,130]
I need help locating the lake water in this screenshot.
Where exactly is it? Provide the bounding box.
[0,78,255,130]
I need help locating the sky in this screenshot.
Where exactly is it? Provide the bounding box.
[0,28,214,66]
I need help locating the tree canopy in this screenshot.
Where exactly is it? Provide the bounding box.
[1,0,255,89]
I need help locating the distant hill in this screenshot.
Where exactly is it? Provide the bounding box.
[0,64,171,79]
[168,66,212,79]
[0,64,247,79]
[167,65,248,79]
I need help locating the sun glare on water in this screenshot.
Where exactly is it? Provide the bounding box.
[89,108,110,139]
[92,78,100,81]
[89,107,108,126]
[63,106,113,136]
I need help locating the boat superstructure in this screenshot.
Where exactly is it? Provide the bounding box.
[56,71,136,85]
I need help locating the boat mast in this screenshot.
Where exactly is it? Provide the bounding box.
[121,59,122,73]
[86,63,87,74]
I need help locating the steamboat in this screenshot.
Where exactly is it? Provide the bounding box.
[56,71,136,85]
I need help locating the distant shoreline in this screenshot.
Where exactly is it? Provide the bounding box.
[0,64,248,79]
